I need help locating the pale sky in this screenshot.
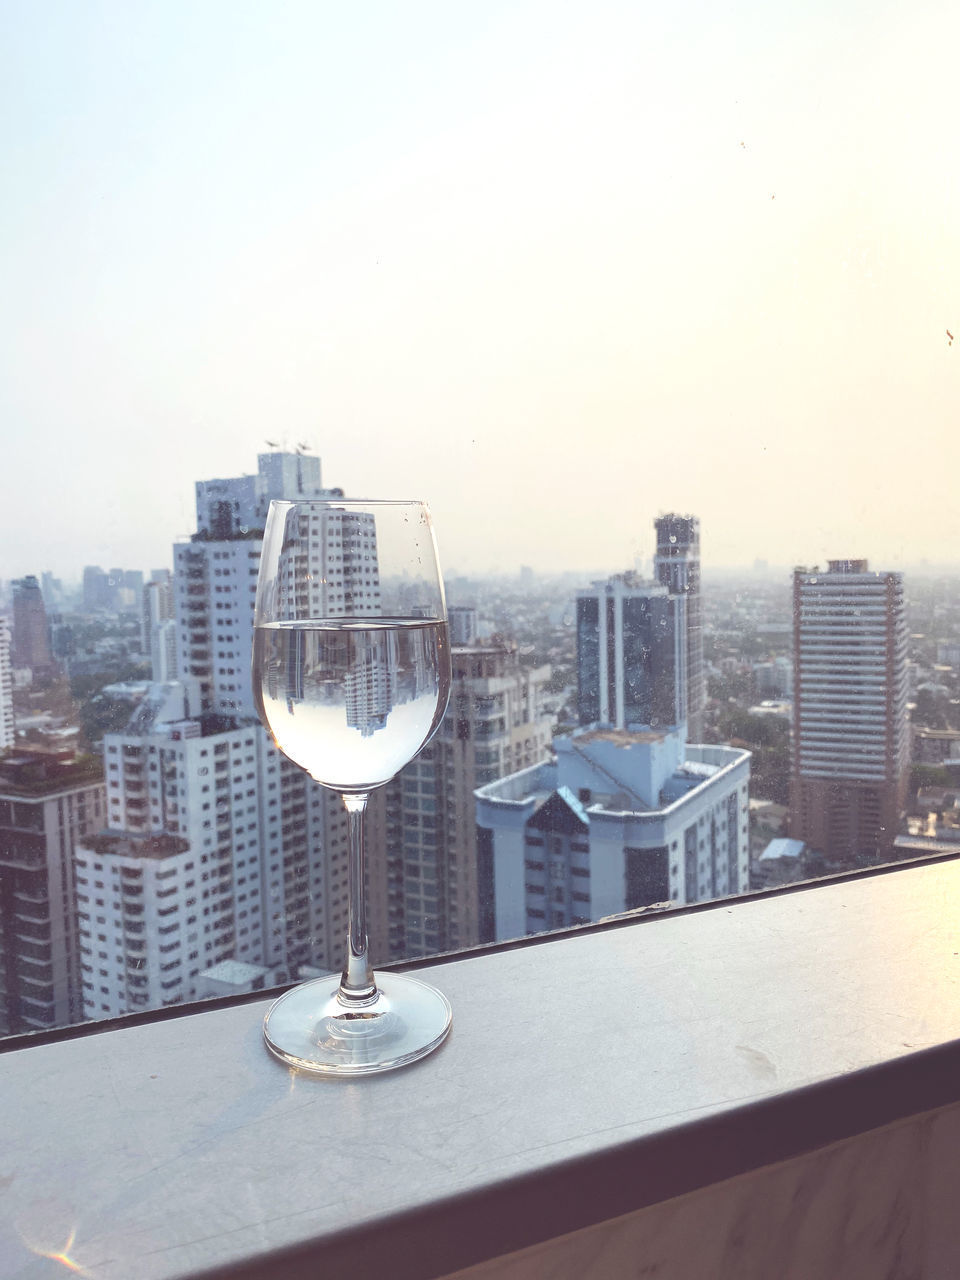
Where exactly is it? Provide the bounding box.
[1,0,958,582]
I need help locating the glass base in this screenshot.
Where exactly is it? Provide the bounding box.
[262,971,452,1077]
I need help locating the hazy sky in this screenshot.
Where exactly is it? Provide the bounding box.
[2,0,958,582]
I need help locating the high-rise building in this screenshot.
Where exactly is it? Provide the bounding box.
[448,606,479,646]
[475,727,750,942]
[142,573,177,683]
[11,576,53,674]
[476,552,747,943]
[40,573,63,612]
[82,566,143,614]
[0,751,106,1034]
[788,560,909,864]
[73,450,369,1020]
[175,451,357,721]
[74,685,344,1015]
[48,614,76,665]
[82,566,108,613]
[654,514,705,741]
[576,573,686,733]
[369,642,554,961]
[0,621,14,751]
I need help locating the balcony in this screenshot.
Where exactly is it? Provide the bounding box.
[3,858,960,1279]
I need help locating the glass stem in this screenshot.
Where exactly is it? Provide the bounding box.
[339,792,376,1004]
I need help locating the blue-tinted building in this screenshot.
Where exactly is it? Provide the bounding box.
[576,573,686,733]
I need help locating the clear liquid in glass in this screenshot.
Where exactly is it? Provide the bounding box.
[253,617,450,791]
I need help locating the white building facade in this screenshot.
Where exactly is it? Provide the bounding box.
[142,574,177,683]
[654,514,705,742]
[476,728,750,943]
[72,450,376,1020]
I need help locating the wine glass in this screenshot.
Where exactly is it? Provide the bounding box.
[252,498,453,1075]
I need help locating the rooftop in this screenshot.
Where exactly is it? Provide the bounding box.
[202,960,269,985]
[576,726,669,747]
[79,831,190,860]
[0,751,103,798]
[478,741,749,818]
[760,837,807,862]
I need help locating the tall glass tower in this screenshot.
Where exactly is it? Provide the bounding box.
[576,573,687,733]
[654,515,704,742]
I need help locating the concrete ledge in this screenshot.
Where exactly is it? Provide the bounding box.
[4,857,960,1279]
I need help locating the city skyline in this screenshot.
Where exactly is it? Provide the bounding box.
[2,1,959,581]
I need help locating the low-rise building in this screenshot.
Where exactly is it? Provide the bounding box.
[754,836,807,889]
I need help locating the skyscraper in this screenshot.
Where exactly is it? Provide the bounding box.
[175,450,356,721]
[74,450,365,1018]
[0,621,13,751]
[788,560,909,864]
[576,573,686,733]
[654,514,704,741]
[11,576,52,674]
[473,556,750,944]
[83,566,111,613]
[142,572,176,683]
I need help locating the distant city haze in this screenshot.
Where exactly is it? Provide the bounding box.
[1,0,958,580]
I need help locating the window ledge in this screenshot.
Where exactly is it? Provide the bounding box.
[5,859,960,1279]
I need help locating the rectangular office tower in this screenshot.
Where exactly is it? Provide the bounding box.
[11,576,53,676]
[789,560,909,864]
[576,574,686,734]
[654,514,705,742]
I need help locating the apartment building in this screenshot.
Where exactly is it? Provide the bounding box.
[0,751,105,1033]
[476,729,750,941]
[789,560,909,863]
[70,451,384,1017]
